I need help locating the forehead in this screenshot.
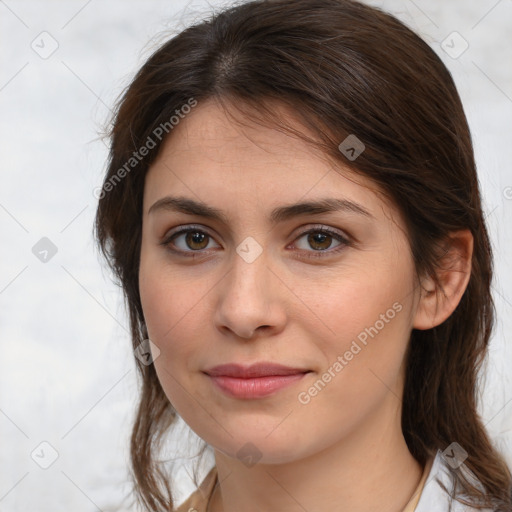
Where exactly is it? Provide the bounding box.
[143,98,393,221]
[154,98,333,170]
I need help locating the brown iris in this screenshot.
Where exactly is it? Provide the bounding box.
[307,232,333,251]
[186,231,209,250]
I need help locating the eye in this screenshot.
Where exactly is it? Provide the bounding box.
[160,224,351,259]
[161,225,219,257]
[291,226,351,258]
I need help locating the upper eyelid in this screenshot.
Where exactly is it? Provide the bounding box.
[164,223,347,237]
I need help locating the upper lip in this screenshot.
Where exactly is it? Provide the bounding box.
[204,363,311,378]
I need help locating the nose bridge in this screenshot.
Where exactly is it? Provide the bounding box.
[227,241,271,306]
[223,231,269,290]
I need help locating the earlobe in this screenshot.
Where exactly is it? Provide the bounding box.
[413,230,473,330]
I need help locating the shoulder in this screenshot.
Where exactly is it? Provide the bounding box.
[415,449,495,512]
[173,466,218,512]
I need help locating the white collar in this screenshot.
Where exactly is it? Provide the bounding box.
[415,449,495,512]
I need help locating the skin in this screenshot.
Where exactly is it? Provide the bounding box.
[139,98,473,512]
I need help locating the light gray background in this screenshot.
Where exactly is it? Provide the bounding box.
[0,0,511,510]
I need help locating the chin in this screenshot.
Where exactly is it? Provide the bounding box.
[199,420,312,466]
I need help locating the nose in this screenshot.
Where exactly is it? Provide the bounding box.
[214,248,287,340]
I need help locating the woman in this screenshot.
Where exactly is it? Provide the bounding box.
[94,0,512,510]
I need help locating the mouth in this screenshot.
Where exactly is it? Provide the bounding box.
[203,363,312,399]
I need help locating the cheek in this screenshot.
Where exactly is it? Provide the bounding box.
[295,256,415,404]
[139,248,210,341]
[139,256,204,377]
[139,264,212,423]
[301,258,414,352]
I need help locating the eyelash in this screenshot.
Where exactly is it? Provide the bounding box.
[160,224,352,260]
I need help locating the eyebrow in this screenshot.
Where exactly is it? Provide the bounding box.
[147,195,374,223]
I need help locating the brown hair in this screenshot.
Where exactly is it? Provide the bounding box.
[93,0,512,510]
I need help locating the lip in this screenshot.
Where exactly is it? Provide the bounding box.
[204,363,311,399]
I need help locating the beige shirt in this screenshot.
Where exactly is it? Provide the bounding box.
[174,457,433,512]
[175,467,217,512]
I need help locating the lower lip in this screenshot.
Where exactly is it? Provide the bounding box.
[208,373,308,399]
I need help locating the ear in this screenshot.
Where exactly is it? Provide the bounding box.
[413,229,473,330]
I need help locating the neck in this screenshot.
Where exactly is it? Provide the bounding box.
[209,396,423,512]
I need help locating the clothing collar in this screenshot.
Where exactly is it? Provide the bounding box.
[415,449,494,512]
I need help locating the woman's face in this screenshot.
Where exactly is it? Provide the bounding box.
[139,99,423,464]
